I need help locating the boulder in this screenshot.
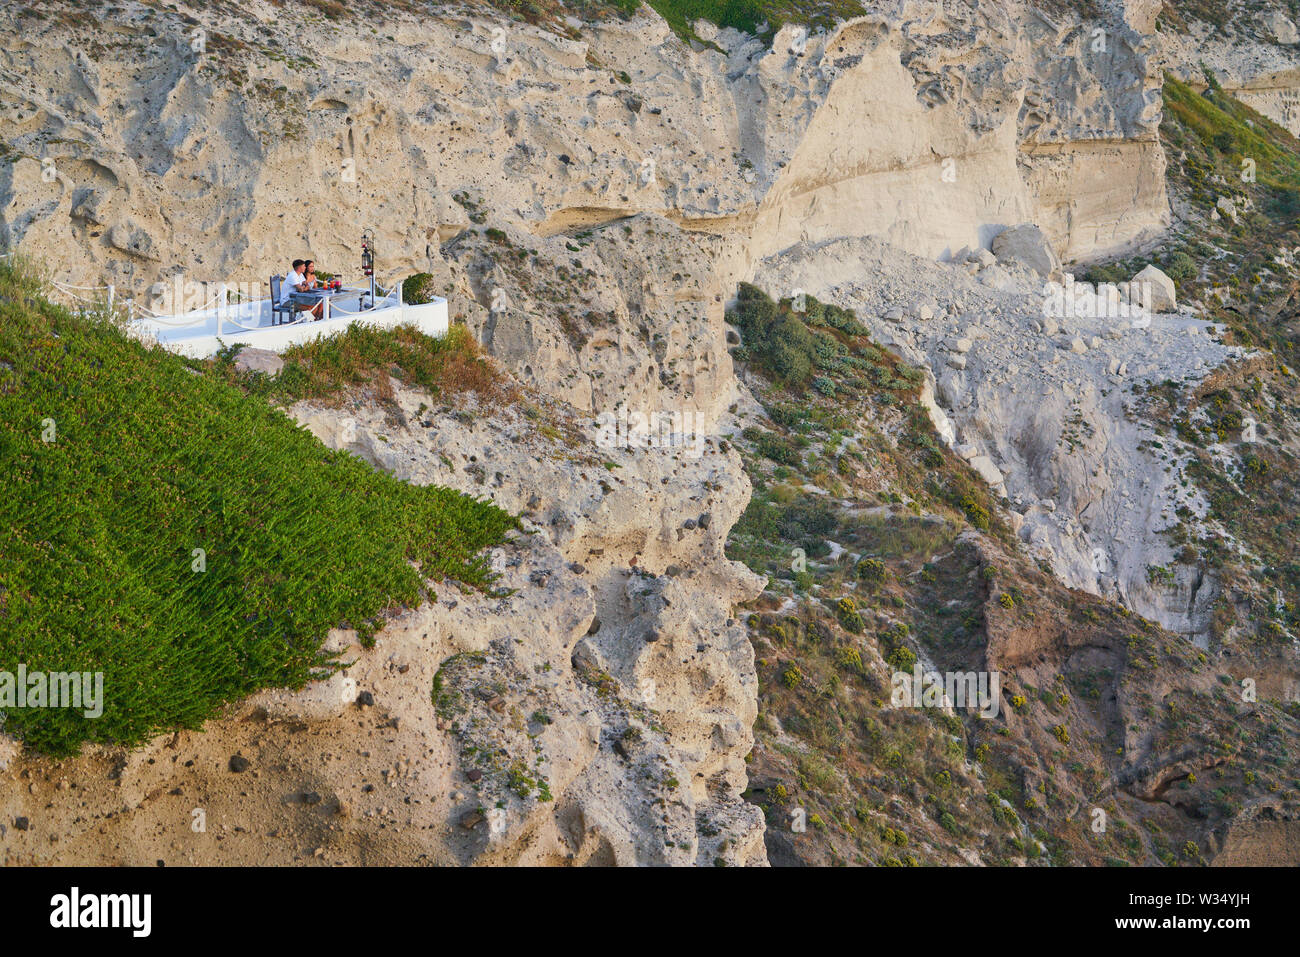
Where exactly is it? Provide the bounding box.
[938,370,966,408]
[233,347,285,377]
[0,734,20,773]
[991,224,1060,279]
[919,370,956,446]
[1132,264,1177,313]
[968,455,1005,487]
[1266,10,1299,44]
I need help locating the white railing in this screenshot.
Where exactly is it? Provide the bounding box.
[44,278,119,319]
[33,275,402,328]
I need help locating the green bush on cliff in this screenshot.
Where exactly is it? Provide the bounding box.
[0,259,518,755]
[402,271,438,304]
[727,282,873,389]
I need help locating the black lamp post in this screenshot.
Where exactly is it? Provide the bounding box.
[360,229,375,307]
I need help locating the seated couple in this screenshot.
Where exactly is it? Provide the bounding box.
[280,259,325,320]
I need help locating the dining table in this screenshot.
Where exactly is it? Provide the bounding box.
[289,285,371,321]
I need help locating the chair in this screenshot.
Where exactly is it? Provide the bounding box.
[270,275,296,325]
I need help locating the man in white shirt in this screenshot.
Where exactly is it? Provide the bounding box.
[281,259,322,319]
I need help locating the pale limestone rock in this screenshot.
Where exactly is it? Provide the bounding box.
[920,369,957,447]
[0,2,1170,291]
[992,224,1061,279]
[937,369,966,408]
[1265,11,1299,45]
[968,454,1005,487]
[1133,264,1177,312]
[750,226,1245,645]
[233,347,284,377]
[0,734,19,773]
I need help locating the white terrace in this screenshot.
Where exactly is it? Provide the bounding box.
[34,268,449,360]
[127,280,449,359]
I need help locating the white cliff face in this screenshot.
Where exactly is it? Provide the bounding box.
[2,0,1170,293]
[433,215,746,426]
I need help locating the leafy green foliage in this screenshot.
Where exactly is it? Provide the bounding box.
[402,272,438,305]
[742,426,805,465]
[727,283,881,389]
[646,0,766,37]
[644,0,866,44]
[1164,73,1300,217]
[0,260,518,755]
[218,320,503,410]
[728,283,818,386]
[1163,251,1196,281]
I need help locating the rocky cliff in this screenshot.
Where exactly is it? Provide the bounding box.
[2,0,1299,866]
[2,0,1174,292]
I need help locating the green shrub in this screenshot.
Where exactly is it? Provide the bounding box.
[960,494,990,531]
[1164,251,1197,281]
[260,322,500,407]
[727,283,871,389]
[743,427,803,466]
[1244,454,1269,477]
[836,645,863,672]
[886,645,916,671]
[775,497,838,547]
[836,596,865,633]
[402,272,437,304]
[817,302,869,337]
[879,825,908,846]
[1146,564,1176,587]
[856,558,887,582]
[644,0,768,42]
